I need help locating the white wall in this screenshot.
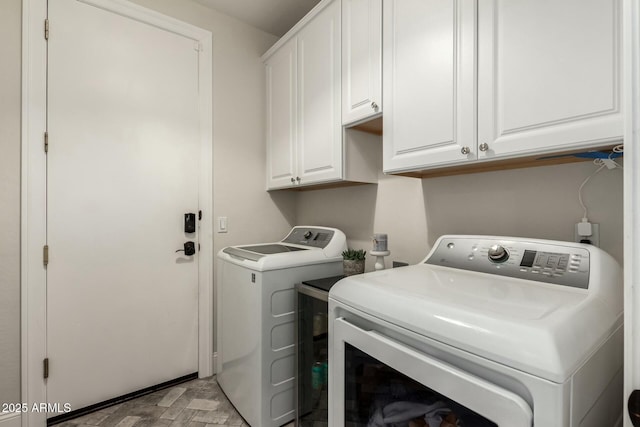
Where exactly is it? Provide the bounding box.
[297,160,624,271]
[0,0,22,406]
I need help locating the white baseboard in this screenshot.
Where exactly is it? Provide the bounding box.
[0,413,21,427]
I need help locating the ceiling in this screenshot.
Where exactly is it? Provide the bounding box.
[193,0,322,37]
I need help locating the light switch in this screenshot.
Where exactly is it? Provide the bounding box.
[217,216,228,233]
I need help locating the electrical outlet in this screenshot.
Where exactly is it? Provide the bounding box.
[574,222,599,247]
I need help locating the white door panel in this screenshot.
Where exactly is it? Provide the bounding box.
[478,0,623,158]
[297,0,342,184]
[383,0,476,172]
[266,38,297,189]
[47,0,199,412]
[342,0,382,125]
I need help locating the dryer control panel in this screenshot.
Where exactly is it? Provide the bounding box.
[425,237,591,289]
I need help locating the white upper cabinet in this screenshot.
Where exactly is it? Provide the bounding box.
[265,38,297,189]
[265,0,378,190]
[342,0,382,125]
[477,0,623,160]
[383,0,622,174]
[264,0,344,190]
[297,0,343,184]
[383,0,477,173]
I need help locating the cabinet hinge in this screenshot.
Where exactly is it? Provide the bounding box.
[43,358,49,379]
[43,245,49,266]
[198,210,202,220]
[44,19,49,40]
[44,132,49,153]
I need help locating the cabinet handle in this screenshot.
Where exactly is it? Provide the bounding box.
[479,143,489,152]
[461,146,471,155]
[371,101,378,111]
[290,177,295,183]
[296,177,301,182]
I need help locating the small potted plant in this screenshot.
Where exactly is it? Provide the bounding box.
[342,248,366,276]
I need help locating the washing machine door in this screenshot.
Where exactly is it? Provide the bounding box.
[330,317,533,427]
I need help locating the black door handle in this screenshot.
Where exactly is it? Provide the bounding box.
[176,241,196,256]
[629,390,640,426]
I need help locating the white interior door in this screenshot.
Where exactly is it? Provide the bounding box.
[47,0,200,413]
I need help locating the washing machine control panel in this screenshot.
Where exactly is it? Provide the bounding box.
[283,227,336,249]
[487,244,509,263]
[426,237,591,289]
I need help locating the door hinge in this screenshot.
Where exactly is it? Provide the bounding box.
[43,245,49,266]
[44,19,49,40]
[44,132,49,153]
[43,358,49,379]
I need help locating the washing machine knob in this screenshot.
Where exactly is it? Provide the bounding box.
[488,245,509,263]
[303,230,313,239]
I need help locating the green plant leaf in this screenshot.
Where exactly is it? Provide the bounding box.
[342,248,366,260]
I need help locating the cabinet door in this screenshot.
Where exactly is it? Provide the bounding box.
[477,0,622,159]
[297,0,343,185]
[383,0,477,173]
[342,0,382,125]
[266,38,297,190]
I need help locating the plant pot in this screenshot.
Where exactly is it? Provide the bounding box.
[343,259,365,276]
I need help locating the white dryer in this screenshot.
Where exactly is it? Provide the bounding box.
[217,226,346,427]
[329,236,623,426]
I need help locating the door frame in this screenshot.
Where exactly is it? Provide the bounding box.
[624,0,640,425]
[21,1,213,426]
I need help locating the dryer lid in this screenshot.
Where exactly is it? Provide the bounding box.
[330,236,623,383]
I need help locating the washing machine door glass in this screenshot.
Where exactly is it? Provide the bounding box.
[332,318,533,427]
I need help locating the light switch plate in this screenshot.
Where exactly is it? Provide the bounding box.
[217,216,228,233]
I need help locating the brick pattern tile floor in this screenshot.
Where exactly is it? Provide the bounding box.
[53,376,270,427]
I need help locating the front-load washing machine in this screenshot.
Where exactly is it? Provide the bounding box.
[217,226,346,427]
